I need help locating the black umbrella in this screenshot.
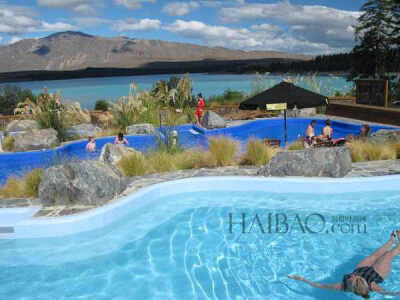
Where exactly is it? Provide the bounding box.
[239,81,328,110]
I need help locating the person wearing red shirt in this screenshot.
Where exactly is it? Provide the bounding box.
[195,93,205,126]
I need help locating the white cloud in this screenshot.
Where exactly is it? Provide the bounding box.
[0,4,77,35]
[220,0,360,51]
[165,19,338,54]
[251,24,280,32]
[37,0,98,14]
[9,36,22,44]
[162,1,200,16]
[114,18,161,31]
[74,17,112,27]
[114,0,156,10]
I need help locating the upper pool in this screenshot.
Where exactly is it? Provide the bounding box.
[1,176,400,299]
[0,118,396,185]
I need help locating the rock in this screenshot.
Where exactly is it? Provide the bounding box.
[39,160,127,206]
[13,128,60,152]
[99,143,142,167]
[370,129,400,143]
[66,123,102,139]
[126,123,156,135]
[201,111,226,129]
[257,147,352,178]
[6,120,39,133]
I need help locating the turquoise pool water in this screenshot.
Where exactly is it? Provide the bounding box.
[0,73,351,109]
[1,177,400,300]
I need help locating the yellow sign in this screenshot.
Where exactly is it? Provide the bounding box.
[266,103,287,111]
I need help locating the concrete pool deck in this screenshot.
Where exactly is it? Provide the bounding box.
[1,159,400,217]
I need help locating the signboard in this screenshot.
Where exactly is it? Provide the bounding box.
[266,103,287,111]
[356,80,389,107]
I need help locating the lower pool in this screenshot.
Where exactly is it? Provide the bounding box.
[0,118,397,185]
[1,176,400,299]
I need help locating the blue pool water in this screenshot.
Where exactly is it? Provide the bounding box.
[1,176,400,299]
[0,118,396,185]
[0,73,351,109]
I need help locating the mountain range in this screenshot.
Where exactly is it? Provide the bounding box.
[0,31,312,73]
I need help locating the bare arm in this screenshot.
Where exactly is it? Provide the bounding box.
[371,283,400,296]
[288,275,342,291]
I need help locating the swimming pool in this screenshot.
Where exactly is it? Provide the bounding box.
[0,118,396,185]
[1,176,400,299]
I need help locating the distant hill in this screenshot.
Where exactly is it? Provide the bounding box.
[0,31,312,73]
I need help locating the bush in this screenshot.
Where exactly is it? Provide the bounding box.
[241,139,279,166]
[95,100,109,111]
[208,136,238,166]
[207,89,246,106]
[0,169,43,198]
[348,140,397,162]
[2,136,14,151]
[117,153,147,177]
[0,85,36,115]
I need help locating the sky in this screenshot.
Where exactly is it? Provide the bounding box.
[0,0,367,54]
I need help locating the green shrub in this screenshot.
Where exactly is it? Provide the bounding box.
[94,100,109,111]
[2,136,14,152]
[23,169,43,197]
[207,89,245,106]
[208,136,238,166]
[241,139,279,166]
[0,85,36,115]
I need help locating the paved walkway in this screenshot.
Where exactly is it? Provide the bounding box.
[2,160,400,217]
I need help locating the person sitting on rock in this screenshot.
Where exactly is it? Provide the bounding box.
[304,120,317,146]
[85,137,96,152]
[322,119,333,141]
[114,133,129,146]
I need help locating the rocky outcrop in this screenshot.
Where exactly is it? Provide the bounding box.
[5,120,39,133]
[99,143,142,167]
[13,128,59,152]
[202,111,226,129]
[257,147,352,177]
[39,160,127,206]
[126,123,156,135]
[370,129,400,143]
[66,123,102,138]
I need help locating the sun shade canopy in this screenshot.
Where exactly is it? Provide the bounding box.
[239,81,328,110]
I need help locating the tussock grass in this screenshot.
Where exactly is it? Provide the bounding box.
[2,136,15,152]
[348,140,397,162]
[117,153,147,177]
[287,139,305,151]
[208,136,238,167]
[0,169,43,198]
[240,139,279,166]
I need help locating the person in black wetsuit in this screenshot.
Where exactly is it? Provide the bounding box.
[288,230,400,298]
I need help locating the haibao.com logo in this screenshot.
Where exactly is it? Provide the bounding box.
[228,213,367,234]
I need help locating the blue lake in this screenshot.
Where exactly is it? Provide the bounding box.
[1,73,352,109]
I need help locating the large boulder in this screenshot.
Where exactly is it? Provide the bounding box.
[202,111,226,129]
[66,123,102,139]
[370,129,400,143]
[6,120,39,133]
[13,128,59,152]
[257,147,352,178]
[39,160,127,206]
[99,143,142,167]
[126,123,156,135]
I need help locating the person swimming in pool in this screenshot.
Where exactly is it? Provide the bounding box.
[288,230,400,298]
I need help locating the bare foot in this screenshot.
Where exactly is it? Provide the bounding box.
[390,231,396,243]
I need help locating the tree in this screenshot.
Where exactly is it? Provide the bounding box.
[0,85,36,115]
[351,0,400,78]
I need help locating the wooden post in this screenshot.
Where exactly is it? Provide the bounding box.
[384,80,389,108]
[284,109,287,145]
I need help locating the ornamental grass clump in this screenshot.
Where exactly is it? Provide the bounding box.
[287,139,305,150]
[0,169,43,198]
[208,136,238,167]
[117,153,147,177]
[241,139,279,166]
[348,140,397,162]
[2,136,14,152]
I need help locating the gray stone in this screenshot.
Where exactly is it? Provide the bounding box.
[257,147,352,177]
[13,128,59,152]
[39,160,127,206]
[6,120,39,133]
[126,123,156,135]
[370,129,400,143]
[66,123,102,138]
[99,143,142,167]
[286,107,317,118]
[201,111,226,129]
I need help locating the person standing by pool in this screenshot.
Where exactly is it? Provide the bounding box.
[288,230,400,298]
[85,137,96,152]
[114,133,129,146]
[195,93,205,126]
